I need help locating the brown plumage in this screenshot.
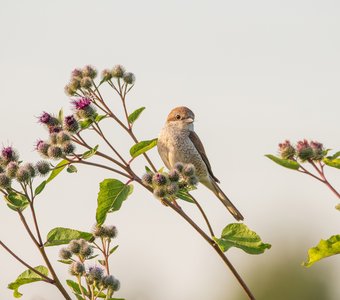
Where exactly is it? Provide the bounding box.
[158,106,244,221]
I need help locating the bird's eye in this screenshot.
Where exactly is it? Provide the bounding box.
[176,114,181,120]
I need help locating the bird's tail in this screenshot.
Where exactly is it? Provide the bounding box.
[206,179,244,221]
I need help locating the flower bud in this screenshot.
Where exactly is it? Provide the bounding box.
[49,133,58,145]
[62,142,75,155]
[64,84,77,96]
[36,161,51,176]
[82,65,97,79]
[174,162,184,173]
[59,248,72,260]
[103,225,118,239]
[183,164,195,176]
[69,261,85,276]
[56,131,71,144]
[88,266,104,282]
[76,106,96,119]
[311,141,324,160]
[111,278,120,291]
[186,175,198,186]
[168,170,180,182]
[80,77,93,89]
[123,72,135,85]
[71,68,83,79]
[22,163,36,178]
[1,147,18,164]
[68,240,81,254]
[0,173,11,188]
[47,145,63,159]
[6,161,19,178]
[153,187,166,198]
[79,239,93,258]
[111,65,125,78]
[38,112,59,127]
[36,140,50,157]
[142,173,152,185]
[278,140,296,160]
[152,173,167,186]
[92,224,106,238]
[296,140,313,161]
[64,115,79,133]
[167,183,179,195]
[101,275,115,288]
[101,69,112,81]
[16,166,31,182]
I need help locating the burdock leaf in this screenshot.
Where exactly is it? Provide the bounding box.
[5,192,29,211]
[66,279,88,297]
[130,138,158,158]
[57,259,73,265]
[96,179,133,225]
[8,266,48,298]
[323,157,340,169]
[214,223,271,254]
[34,180,47,196]
[128,107,145,124]
[82,145,99,159]
[95,114,107,123]
[265,154,300,170]
[45,227,93,247]
[176,190,195,203]
[79,118,93,129]
[109,245,119,255]
[303,235,340,267]
[67,165,78,173]
[46,160,68,183]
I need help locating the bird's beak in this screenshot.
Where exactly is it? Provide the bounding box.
[185,117,194,123]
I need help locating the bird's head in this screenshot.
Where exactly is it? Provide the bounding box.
[166,106,195,130]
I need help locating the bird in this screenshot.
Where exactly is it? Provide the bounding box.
[157,106,244,221]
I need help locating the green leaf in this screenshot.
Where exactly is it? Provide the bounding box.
[176,190,195,203]
[46,160,68,183]
[79,118,93,129]
[58,108,64,123]
[330,151,340,159]
[323,157,340,169]
[34,181,47,196]
[8,266,48,298]
[98,259,105,266]
[45,227,93,247]
[335,203,340,211]
[67,165,78,173]
[303,235,340,267]
[57,259,73,264]
[214,223,271,254]
[109,245,119,255]
[130,138,158,158]
[5,192,29,211]
[265,154,300,170]
[95,114,107,123]
[96,179,133,225]
[128,107,145,124]
[145,166,153,174]
[66,279,88,297]
[82,145,99,159]
[87,254,99,260]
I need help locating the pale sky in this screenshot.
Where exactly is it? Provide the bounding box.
[0,1,340,299]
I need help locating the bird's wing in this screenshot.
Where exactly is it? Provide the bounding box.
[189,131,220,183]
[157,139,172,170]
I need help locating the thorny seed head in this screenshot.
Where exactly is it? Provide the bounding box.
[87,266,104,282]
[68,240,81,254]
[36,161,51,176]
[152,173,167,186]
[310,141,324,160]
[16,166,31,182]
[71,68,83,79]
[49,126,62,134]
[49,133,58,145]
[22,163,36,178]
[59,248,72,260]
[1,147,18,164]
[183,164,195,177]
[62,142,75,155]
[65,84,77,96]
[186,175,199,186]
[168,170,180,182]
[92,224,106,238]
[64,115,79,133]
[47,145,63,160]
[103,225,118,239]
[5,161,19,178]
[296,139,314,162]
[36,140,50,157]
[142,173,153,185]
[0,173,11,188]
[167,183,179,195]
[101,275,115,288]
[101,69,112,81]
[56,131,71,144]
[153,187,166,198]
[278,140,296,160]
[80,77,93,89]
[82,65,97,79]
[79,239,93,258]
[69,261,85,276]
[111,278,120,291]
[174,162,184,173]
[111,65,125,78]
[123,72,135,85]
[38,112,59,127]
[76,106,96,119]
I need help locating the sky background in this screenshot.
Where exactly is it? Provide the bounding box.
[0,0,339,299]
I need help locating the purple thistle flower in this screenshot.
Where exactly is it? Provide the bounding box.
[71,68,82,78]
[38,112,51,124]
[296,139,314,161]
[2,147,14,161]
[278,140,296,160]
[64,115,79,133]
[72,97,91,110]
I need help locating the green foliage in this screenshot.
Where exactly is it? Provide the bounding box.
[34,181,47,196]
[66,279,88,298]
[109,245,119,255]
[176,190,195,203]
[95,114,107,123]
[67,165,78,173]
[214,223,271,254]
[46,159,68,183]
[96,179,133,225]
[82,145,99,159]
[130,138,158,158]
[8,266,48,298]
[5,192,29,211]
[303,235,340,267]
[265,154,300,170]
[79,118,93,129]
[44,227,93,247]
[323,157,340,169]
[128,107,145,124]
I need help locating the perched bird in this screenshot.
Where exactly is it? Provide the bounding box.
[157,106,244,221]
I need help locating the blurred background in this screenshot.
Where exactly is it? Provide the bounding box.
[0,0,339,299]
